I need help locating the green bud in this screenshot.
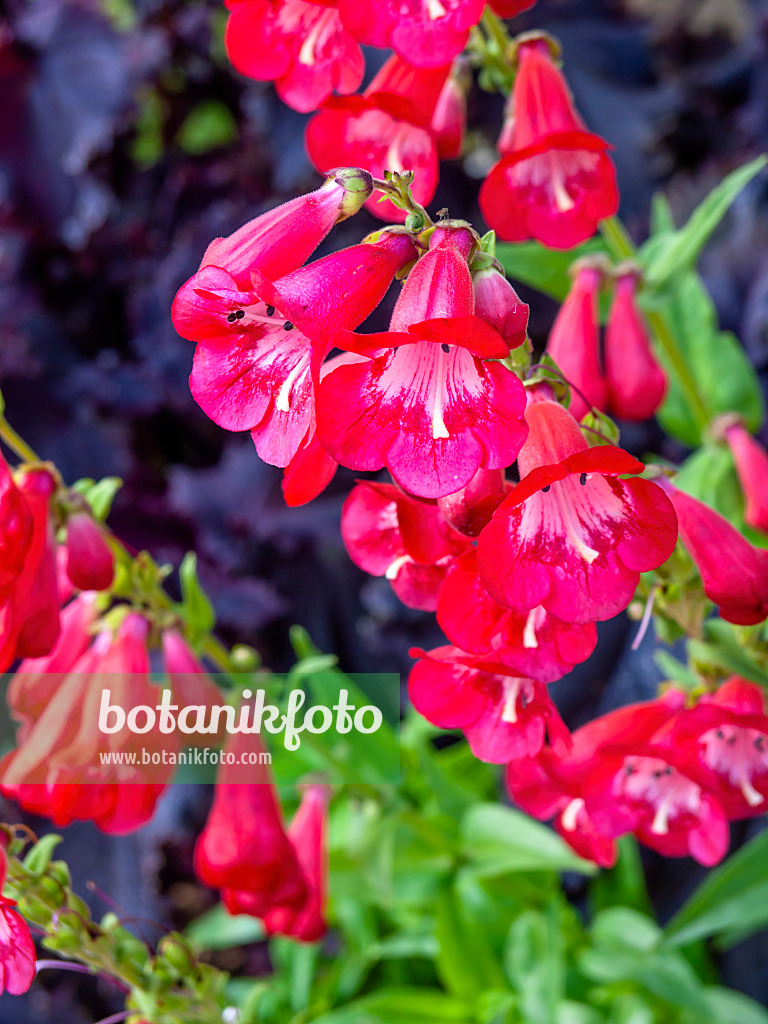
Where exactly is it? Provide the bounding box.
[327,168,374,221]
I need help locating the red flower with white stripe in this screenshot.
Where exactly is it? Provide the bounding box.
[477,388,678,624]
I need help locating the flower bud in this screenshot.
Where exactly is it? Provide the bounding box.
[65,512,115,591]
[472,266,529,349]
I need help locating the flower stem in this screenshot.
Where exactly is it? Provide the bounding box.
[599,216,710,431]
[0,415,40,463]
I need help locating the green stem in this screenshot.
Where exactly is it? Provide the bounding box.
[481,6,510,54]
[599,217,711,431]
[0,416,40,463]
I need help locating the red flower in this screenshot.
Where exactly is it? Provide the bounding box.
[0,454,33,596]
[429,56,469,160]
[196,168,373,289]
[317,224,528,499]
[660,480,768,626]
[472,265,529,351]
[65,513,115,592]
[0,849,36,997]
[488,0,536,15]
[723,420,768,535]
[0,614,173,834]
[545,263,606,421]
[337,0,484,69]
[479,38,618,249]
[437,550,597,682]
[162,629,226,745]
[195,733,327,942]
[436,467,509,538]
[341,481,471,610]
[605,270,666,421]
[477,389,678,623]
[175,231,417,469]
[306,57,464,221]
[409,645,571,764]
[225,0,364,114]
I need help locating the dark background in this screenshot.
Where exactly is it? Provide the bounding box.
[2,0,768,1018]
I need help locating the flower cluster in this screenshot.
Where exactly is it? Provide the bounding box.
[0,846,35,997]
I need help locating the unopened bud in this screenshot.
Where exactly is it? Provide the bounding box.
[327,167,374,220]
[66,513,115,591]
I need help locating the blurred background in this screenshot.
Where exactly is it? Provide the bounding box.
[2,0,768,1018]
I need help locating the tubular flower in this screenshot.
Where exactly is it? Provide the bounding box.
[317,224,528,499]
[660,480,768,626]
[507,691,688,867]
[306,57,463,221]
[673,677,768,820]
[65,512,115,592]
[605,270,666,421]
[488,0,537,15]
[723,420,768,535]
[0,848,36,997]
[0,454,33,596]
[198,168,374,289]
[195,734,328,942]
[162,629,226,745]
[337,0,484,69]
[224,0,364,114]
[176,231,417,468]
[0,467,60,671]
[429,56,470,160]
[0,614,173,835]
[341,481,471,610]
[472,265,529,350]
[477,389,678,624]
[437,550,597,682]
[479,38,618,249]
[436,467,509,538]
[409,645,571,764]
[545,263,606,422]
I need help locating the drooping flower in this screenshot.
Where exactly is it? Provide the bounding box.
[488,0,536,15]
[477,388,678,624]
[605,269,666,421]
[472,264,529,351]
[0,848,36,997]
[337,0,484,69]
[722,419,768,535]
[197,168,374,289]
[409,645,571,764]
[306,57,463,221]
[0,454,33,597]
[224,0,364,114]
[162,629,225,744]
[479,37,618,249]
[673,677,768,820]
[436,467,509,538]
[437,550,597,682]
[317,223,528,499]
[659,480,768,626]
[341,481,471,610]
[429,56,470,160]
[545,263,607,421]
[0,614,173,834]
[65,512,115,592]
[176,231,417,469]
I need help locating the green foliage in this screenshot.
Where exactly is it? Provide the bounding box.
[176,101,238,154]
[496,237,609,302]
[71,475,123,521]
[176,551,216,641]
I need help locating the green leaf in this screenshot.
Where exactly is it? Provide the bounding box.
[434,883,505,999]
[310,988,472,1024]
[83,476,123,521]
[704,986,768,1024]
[460,803,597,876]
[504,909,564,1024]
[579,946,712,1018]
[176,101,238,155]
[641,156,767,292]
[589,837,652,916]
[496,237,609,302]
[664,829,768,948]
[185,903,265,950]
[23,834,63,874]
[177,551,216,638]
[688,617,768,687]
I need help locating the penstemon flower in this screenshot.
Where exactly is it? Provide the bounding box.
[721,418,768,535]
[0,847,36,997]
[479,36,618,249]
[317,222,528,498]
[605,268,667,421]
[224,0,364,114]
[471,264,530,350]
[64,512,115,592]
[476,387,678,624]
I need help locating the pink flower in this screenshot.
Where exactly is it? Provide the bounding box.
[436,467,509,538]
[479,38,618,249]
[409,645,571,764]
[162,629,226,745]
[437,550,597,682]
[660,480,768,626]
[0,454,33,596]
[605,270,666,421]
[225,0,364,114]
[0,848,36,997]
[673,677,768,821]
[65,512,115,592]
[429,57,470,160]
[472,265,529,351]
[723,420,768,535]
[477,389,678,623]
[337,0,484,69]
[176,231,417,469]
[197,168,373,289]
[488,0,536,15]
[545,264,607,421]
[316,224,528,499]
[306,57,463,221]
[341,481,471,610]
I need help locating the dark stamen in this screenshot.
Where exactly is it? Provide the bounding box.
[580,473,587,485]
[542,485,550,493]
[716,729,725,739]
[226,313,237,323]
[441,344,450,354]
[235,309,245,320]
[266,305,276,316]
[756,736,765,750]
[283,321,294,331]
